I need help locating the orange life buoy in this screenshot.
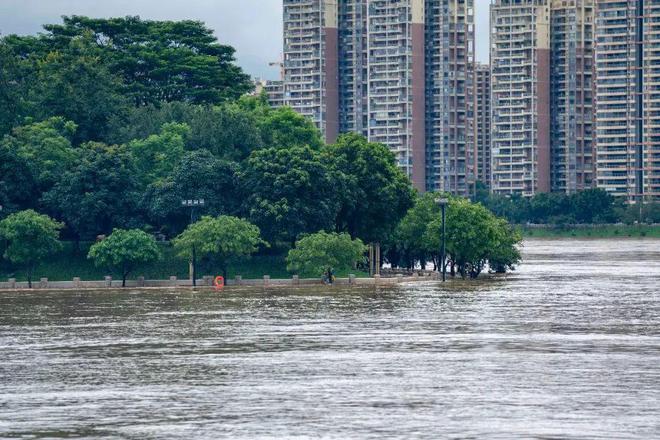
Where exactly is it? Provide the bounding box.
[214,276,224,289]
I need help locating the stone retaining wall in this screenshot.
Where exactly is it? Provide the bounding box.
[0,273,438,291]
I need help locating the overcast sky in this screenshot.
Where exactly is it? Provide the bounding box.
[0,0,490,80]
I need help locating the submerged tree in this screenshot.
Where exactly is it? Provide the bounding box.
[486,218,523,274]
[394,193,442,269]
[426,198,522,278]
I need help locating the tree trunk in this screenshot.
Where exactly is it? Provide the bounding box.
[122,264,130,288]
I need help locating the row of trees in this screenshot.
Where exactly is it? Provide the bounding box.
[0,197,522,286]
[0,210,368,286]
[474,184,660,225]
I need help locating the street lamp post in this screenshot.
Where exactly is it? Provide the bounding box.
[436,198,449,282]
[181,199,205,287]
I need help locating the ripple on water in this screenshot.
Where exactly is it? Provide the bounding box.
[0,238,659,439]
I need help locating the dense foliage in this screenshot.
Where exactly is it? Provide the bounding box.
[392,195,522,278]
[173,215,265,279]
[474,184,660,225]
[88,229,162,286]
[0,16,416,250]
[0,210,63,287]
[286,232,366,277]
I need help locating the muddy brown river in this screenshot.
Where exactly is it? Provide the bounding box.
[1,238,659,439]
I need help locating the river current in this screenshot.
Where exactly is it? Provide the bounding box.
[1,238,659,439]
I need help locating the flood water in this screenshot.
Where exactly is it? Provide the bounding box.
[1,238,659,439]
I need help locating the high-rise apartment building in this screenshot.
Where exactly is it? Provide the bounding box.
[473,62,491,187]
[551,0,595,194]
[338,0,368,137]
[429,0,476,194]
[490,0,551,196]
[283,0,339,143]
[594,0,660,202]
[282,0,475,194]
[491,0,598,197]
[364,0,427,188]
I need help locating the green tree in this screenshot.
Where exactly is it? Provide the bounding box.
[43,16,253,105]
[241,145,339,246]
[394,193,442,269]
[41,143,143,241]
[0,143,38,216]
[109,102,263,161]
[33,36,128,143]
[570,189,617,224]
[143,149,241,236]
[129,123,189,185]
[528,192,572,224]
[481,193,531,224]
[618,202,660,225]
[88,228,161,287]
[324,133,415,243]
[0,39,33,136]
[0,210,63,287]
[258,106,324,150]
[2,117,79,191]
[426,198,522,278]
[286,231,366,278]
[173,215,264,279]
[486,219,523,274]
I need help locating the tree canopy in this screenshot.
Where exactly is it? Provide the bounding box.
[325,133,415,243]
[241,145,339,245]
[475,186,621,225]
[0,143,38,217]
[88,228,161,287]
[393,193,441,269]
[129,123,189,186]
[2,117,79,191]
[0,210,63,287]
[41,143,143,240]
[173,215,264,279]
[42,16,253,105]
[286,231,366,278]
[425,197,522,278]
[143,149,240,236]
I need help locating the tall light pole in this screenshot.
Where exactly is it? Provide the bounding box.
[181,199,205,287]
[436,198,449,282]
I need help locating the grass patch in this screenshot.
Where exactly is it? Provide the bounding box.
[0,241,368,282]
